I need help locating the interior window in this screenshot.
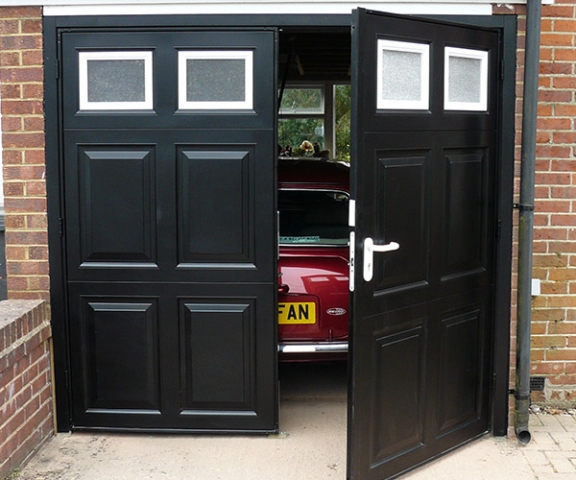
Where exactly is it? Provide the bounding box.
[278,84,350,162]
[279,189,349,246]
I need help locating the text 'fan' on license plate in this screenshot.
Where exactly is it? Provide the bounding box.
[278,302,316,324]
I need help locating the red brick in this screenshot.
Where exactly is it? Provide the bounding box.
[555,104,576,116]
[564,363,576,374]
[536,173,571,186]
[1,117,22,132]
[541,282,568,294]
[547,348,576,361]
[543,5,576,18]
[2,150,23,165]
[4,198,46,213]
[0,51,20,67]
[23,117,44,132]
[548,375,576,385]
[25,183,47,197]
[3,181,25,196]
[534,227,568,240]
[541,62,573,75]
[20,19,42,34]
[1,100,43,116]
[0,20,19,34]
[0,6,41,17]
[4,215,27,230]
[0,84,22,101]
[548,266,576,282]
[553,77,576,90]
[551,186,576,199]
[10,292,51,301]
[550,215,576,227]
[535,200,571,213]
[541,33,575,47]
[7,261,49,276]
[4,231,48,246]
[27,277,50,291]
[531,335,566,349]
[553,19,576,32]
[538,118,573,130]
[0,35,42,52]
[23,149,45,165]
[26,214,48,229]
[5,246,27,261]
[555,48,576,62]
[4,165,46,181]
[28,247,48,261]
[2,132,45,149]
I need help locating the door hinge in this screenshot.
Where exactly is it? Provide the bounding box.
[497,220,502,240]
[499,60,505,81]
[59,218,65,237]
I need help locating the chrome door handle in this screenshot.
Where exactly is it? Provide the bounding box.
[363,237,400,282]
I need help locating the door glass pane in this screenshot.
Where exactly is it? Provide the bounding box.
[187,59,245,102]
[377,40,429,110]
[178,51,253,110]
[79,51,153,110]
[445,47,488,111]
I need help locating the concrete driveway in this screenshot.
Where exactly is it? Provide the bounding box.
[12,362,576,480]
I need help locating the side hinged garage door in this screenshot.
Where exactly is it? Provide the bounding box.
[58,28,278,432]
[348,9,503,479]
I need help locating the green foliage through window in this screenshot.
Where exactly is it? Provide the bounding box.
[334,85,351,162]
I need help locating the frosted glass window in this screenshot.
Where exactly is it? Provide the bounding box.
[178,51,253,110]
[445,47,488,111]
[79,51,153,110]
[377,40,429,110]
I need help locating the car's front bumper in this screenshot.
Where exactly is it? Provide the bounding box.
[278,341,348,354]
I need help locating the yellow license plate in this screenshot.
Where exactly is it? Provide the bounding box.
[278,302,316,325]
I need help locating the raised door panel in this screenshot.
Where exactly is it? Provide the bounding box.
[77,298,161,412]
[180,299,255,412]
[441,148,490,281]
[77,146,157,268]
[177,146,254,266]
[370,320,427,465]
[372,149,431,296]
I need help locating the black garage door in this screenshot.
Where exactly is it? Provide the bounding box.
[348,9,503,480]
[59,29,278,431]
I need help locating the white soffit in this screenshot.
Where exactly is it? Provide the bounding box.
[37,2,505,17]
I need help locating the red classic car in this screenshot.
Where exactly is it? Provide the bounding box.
[277,159,350,361]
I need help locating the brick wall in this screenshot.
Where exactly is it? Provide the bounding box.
[494,1,576,407]
[0,6,49,301]
[529,1,576,406]
[0,300,53,479]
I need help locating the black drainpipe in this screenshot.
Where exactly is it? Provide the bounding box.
[515,0,542,445]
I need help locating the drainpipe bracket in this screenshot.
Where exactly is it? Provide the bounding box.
[513,203,534,212]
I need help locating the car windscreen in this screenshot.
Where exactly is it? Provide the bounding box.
[279,189,349,246]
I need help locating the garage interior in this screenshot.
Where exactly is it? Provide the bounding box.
[276,25,352,387]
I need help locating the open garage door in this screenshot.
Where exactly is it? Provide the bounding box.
[348,9,502,479]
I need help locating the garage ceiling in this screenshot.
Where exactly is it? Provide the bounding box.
[279,29,351,82]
